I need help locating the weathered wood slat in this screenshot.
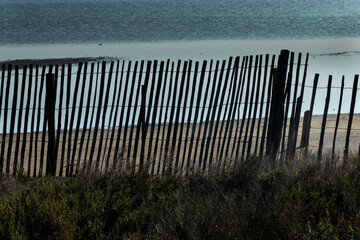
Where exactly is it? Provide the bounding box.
[107,61,125,170]
[259,55,275,156]
[101,61,120,169]
[2,65,12,174]
[45,73,56,176]
[160,61,175,174]
[28,65,39,176]
[77,62,95,172]
[219,57,240,170]
[131,61,145,172]
[67,62,83,176]
[344,75,359,159]
[193,60,212,170]
[21,65,33,172]
[83,63,100,171]
[318,75,332,162]
[122,61,138,171]
[95,62,114,172]
[149,61,165,174]
[88,62,107,172]
[72,62,88,174]
[280,52,294,160]
[154,59,170,174]
[181,61,199,173]
[247,55,263,158]
[255,54,269,153]
[205,60,226,170]
[186,61,206,171]
[235,56,253,162]
[8,66,20,175]
[14,65,27,174]
[226,57,246,166]
[199,61,219,170]
[215,57,234,164]
[230,57,248,160]
[174,61,190,171]
[332,76,345,159]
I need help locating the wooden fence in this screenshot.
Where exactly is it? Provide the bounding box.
[0,50,359,177]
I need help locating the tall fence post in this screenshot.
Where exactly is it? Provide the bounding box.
[45,73,56,176]
[266,50,289,161]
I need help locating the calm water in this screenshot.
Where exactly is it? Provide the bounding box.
[1,0,360,45]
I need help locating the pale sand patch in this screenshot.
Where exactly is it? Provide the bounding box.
[0,113,359,176]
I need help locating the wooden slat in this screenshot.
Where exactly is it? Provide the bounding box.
[130,61,144,172]
[83,62,100,171]
[14,65,27,174]
[199,61,219,170]
[72,63,88,174]
[344,75,359,159]
[148,61,164,174]
[160,61,175,174]
[154,59,170,174]
[230,57,248,160]
[106,61,124,170]
[88,62,106,172]
[21,65,33,172]
[66,63,83,176]
[234,56,253,162]
[187,61,206,171]
[124,61,139,164]
[259,55,276,156]
[318,75,332,162]
[205,60,226,170]
[113,61,133,171]
[95,62,114,171]
[218,57,240,168]
[332,76,345,158]
[78,62,95,171]
[291,53,309,156]
[215,57,234,164]
[2,64,12,174]
[134,62,150,172]
[255,54,269,153]
[226,57,246,166]
[8,66,20,175]
[59,64,71,176]
[28,65,39,176]
[193,60,212,170]
[40,66,53,176]
[175,61,192,171]
[280,52,294,160]
[122,61,138,171]
[247,55,263,157]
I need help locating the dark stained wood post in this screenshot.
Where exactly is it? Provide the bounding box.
[332,76,345,159]
[344,75,359,160]
[318,75,332,163]
[45,73,57,176]
[266,50,289,160]
[139,85,147,172]
[300,110,311,148]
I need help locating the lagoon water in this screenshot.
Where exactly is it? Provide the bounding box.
[1,0,360,44]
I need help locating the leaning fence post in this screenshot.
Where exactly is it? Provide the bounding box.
[300,110,311,148]
[139,85,147,172]
[266,50,289,161]
[45,73,56,176]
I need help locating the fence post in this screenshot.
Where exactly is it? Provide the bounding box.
[300,110,311,148]
[45,73,56,176]
[266,50,289,160]
[139,85,146,172]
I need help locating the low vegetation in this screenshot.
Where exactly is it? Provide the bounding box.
[0,153,360,239]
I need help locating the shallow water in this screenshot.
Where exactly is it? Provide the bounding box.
[1,0,360,45]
